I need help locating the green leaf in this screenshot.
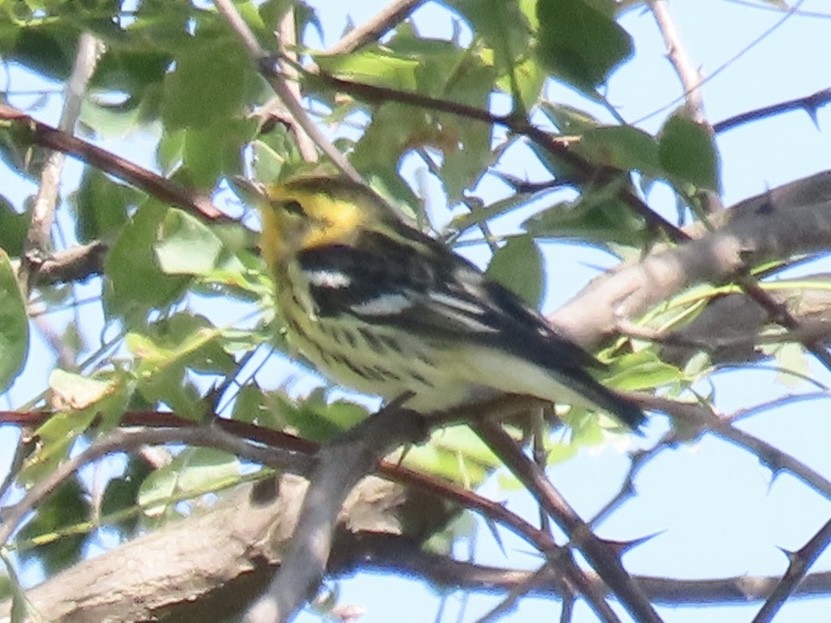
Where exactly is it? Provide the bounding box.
[315,48,421,91]
[275,389,371,441]
[436,54,497,202]
[0,250,28,393]
[251,137,291,183]
[100,457,154,538]
[437,1,543,110]
[486,235,544,308]
[398,425,499,486]
[603,350,683,391]
[578,126,661,175]
[104,201,189,321]
[535,0,633,92]
[428,425,502,469]
[7,24,76,80]
[21,371,130,484]
[154,209,224,276]
[127,312,235,420]
[345,38,496,201]
[774,342,810,388]
[177,448,241,493]
[157,128,186,175]
[91,46,172,95]
[546,441,579,464]
[524,179,646,247]
[0,195,27,256]
[658,114,720,191]
[72,169,138,243]
[449,192,533,236]
[137,464,178,518]
[17,478,90,575]
[445,0,532,75]
[49,369,119,411]
[539,101,601,134]
[0,547,34,623]
[350,103,432,184]
[180,117,257,188]
[138,448,241,517]
[233,383,278,427]
[162,38,250,130]
[79,96,146,142]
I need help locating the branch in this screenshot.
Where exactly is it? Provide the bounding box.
[294,66,688,242]
[752,517,831,623]
[471,419,662,623]
[0,477,301,623]
[5,401,831,621]
[212,0,362,181]
[30,241,107,285]
[355,535,831,605]
[242,404,427,623]
[1,404,624,622]
[0,105,225,222]
[20,33,104,292]
[648,0,722,214]
[714,87,831,134]
[11,511,831,623]
[0,426,312,548]
[326,0,427,55]
[273,7,317,162]
[552,171,831,347]
[649,1,704,120]
[634,394,831,501]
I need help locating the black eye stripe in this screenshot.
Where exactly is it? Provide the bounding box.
[283,199,305,216]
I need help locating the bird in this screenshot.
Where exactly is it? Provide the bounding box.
[250,174,645,431]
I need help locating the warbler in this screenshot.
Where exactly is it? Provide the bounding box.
[252,175,645,431]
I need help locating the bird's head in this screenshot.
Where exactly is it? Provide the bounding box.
[244,176,395,265]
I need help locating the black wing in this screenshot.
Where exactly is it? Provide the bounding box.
[297,229,601,372]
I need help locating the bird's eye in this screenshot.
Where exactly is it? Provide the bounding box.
[282,200,305,216]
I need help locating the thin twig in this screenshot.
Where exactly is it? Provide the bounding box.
[751,517,831,623]
[326,0,426,55]
[0,404,618,622]
[648,0,722,213]
[649,1,705,121]
[633,0,806,125]
[716,424,831,499]
[20,33,104,292]
[0,104,225,221]
[471,419,662,623]
[212,0,362,182]
[289,63,689,242]
[275,7,317,161]
[636,394,831,499]
[735,271,831,373]
[0,426,313,549]
[714,87,831,134]
[475,565,575,623]
[353,542,831,605]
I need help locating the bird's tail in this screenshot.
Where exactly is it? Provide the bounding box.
[573,373,646,432]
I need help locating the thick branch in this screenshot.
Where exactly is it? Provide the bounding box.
[10,493,831,622]
[553,170,831,347]
[0,105,225,222]
[243,404,427,623]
